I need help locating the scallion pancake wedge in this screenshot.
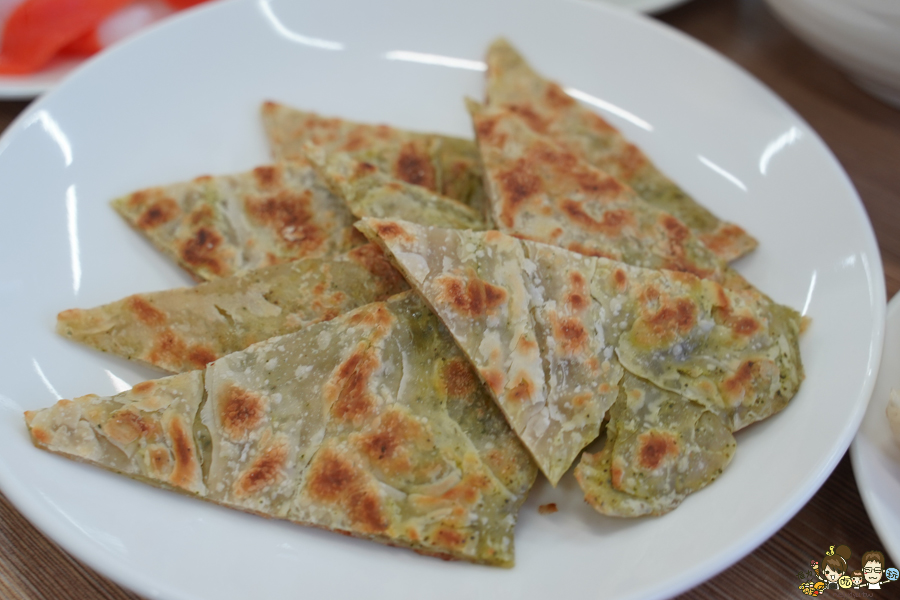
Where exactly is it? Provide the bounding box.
[261,101,486,214]
[483,39,756,262]
[112,162,364,282]
[574,373,736,517]
[306,146,488,230]
[359,219,803,488]
[57,244,409,373]
[27,292,537,567]
[468,101,751,294]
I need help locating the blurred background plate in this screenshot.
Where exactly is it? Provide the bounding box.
[852,293,900,564]
[602,0,692,14]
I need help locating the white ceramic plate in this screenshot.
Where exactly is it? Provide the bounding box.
[0,58,80,99]
[0,0,687,100]
[852,293,900,563]
[600,0,691,14]
[0,0,884,599]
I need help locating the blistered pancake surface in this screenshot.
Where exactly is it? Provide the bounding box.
[28,293,536,566]
[483,39,756,262]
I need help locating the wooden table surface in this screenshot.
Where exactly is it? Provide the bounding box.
[1,0,898,598]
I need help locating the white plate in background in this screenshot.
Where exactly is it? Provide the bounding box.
[0,0,884,599]
[601,0,692,14]
[852,293,900,563]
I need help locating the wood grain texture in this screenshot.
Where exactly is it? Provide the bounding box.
[1,0,898,597]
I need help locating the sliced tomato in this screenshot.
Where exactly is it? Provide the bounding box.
[163,0,208,9]
[0,0,133,74]
[59,28,103,57]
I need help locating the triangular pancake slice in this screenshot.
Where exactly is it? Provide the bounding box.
[57,244,409,373]
[359,219,803,486]
[305,145,488,230]
[112,162,364,282]
[574,373,736,517]
[484,39,756,262]
[27,292,537,567]
[469,101,750,295]
[262,101,485,213]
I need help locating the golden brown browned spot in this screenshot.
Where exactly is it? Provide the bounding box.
[497,163,542,227]
[328,349,378,425]
[571,168,624,196]
[637,431,680,470]
[538,503,559,515]
[353,161,378,178]
[31,426,52,445]
[168,416,197,490]
[552,315,588,355]
[193,175,213,183]
[127,296,166,326]
[373,221,413,244]
[432,527,467,550]
[136,197,179,230]
[373,125,394,140]
[567,241,617,260]
[565,271,589,311]
[484,230,505,244]
[662,215,691,245]
[180,227,227,276]
[188,204,215,226]
[533,141,581,169]
[188,346,218,369]
[566,292,588,311]
[347,303,394,331]
[252,166,281,188]
[305,447,388,534]
[394,142,436,191]
[508,374,535,403]
[442,472,491,505]
[614,269,627,289]
[336,129,364,152]
[644,297,697,338]
[348,245,407,293]
[246,190,324,254]
[475,114,503,145]
[219,385,266,440]
[561,202,633,236]
[730,316,760,336]
[148,329,188,368]
[507,103,549,133]
[234,441,288,497]
[435,275,506,317]
[611,463,623,488]
[699,224,752,258]
[615,143,648,180]
[358,413,405,462]
[104,410,154,445]
[132,381,156,394]
[127,190,150,209]
[721,359,767,403]
[714,285,731,313]
[544,82,576,109]
[355,410,430,478]
[148,447,170,474]
[484,282,507,308]
[443,360,477,397]
[482,368,505,395]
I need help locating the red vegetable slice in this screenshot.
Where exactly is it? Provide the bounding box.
[0,0,133,75]
[163,0,209,8]
[59,28,103,57]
